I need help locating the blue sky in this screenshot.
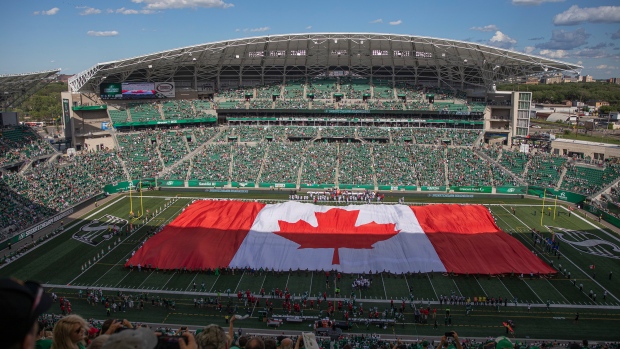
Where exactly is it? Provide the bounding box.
[1,0,619,79]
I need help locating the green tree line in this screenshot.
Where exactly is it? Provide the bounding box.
[14,82,67,122]
[497,82,620,112]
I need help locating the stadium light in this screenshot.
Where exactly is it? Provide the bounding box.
[148,65,153,69]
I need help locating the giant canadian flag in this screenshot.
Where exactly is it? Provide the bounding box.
[126,200,555,275]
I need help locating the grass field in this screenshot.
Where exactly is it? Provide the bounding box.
[2,192,620,341]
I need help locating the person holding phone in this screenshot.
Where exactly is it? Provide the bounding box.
[439,332,462,349]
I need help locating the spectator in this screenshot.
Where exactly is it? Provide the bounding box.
[195,324,228,349]
[86,335,109,349]
[0,277,53,349]
[51,314,89,349]
[246,338,265,349]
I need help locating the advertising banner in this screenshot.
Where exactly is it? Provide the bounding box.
[300,183,335,189]
[100,83,123,100]
[159,180,185,187]
[421,186,447,191]
[527,186,586,204]
[451,186,493,193]
[496,186,528,194]
[187,180,227,188]
[259,183,296,188]
[155,82,175,98]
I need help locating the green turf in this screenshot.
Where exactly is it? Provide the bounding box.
[2,193,620,340]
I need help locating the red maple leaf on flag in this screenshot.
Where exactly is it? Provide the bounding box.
[275,208,400,265]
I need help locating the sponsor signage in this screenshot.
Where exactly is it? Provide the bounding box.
[155,82,175,98]
[496,186,528,194]
[187,180,227,187]
[62,98,71,138]
[451,186,493,193]
[112,117,216,128]
[527,186,586,204]
[421,186,447,191]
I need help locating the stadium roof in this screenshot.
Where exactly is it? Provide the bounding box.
[1,69,61,110]
[69,33,582,93]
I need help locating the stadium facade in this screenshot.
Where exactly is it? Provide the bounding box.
[64,33,581,151]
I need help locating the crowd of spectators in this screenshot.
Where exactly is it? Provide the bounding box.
[231,143,267,183]
[373,144,416,186]
[338,143,375,185]
[0,126,56,166]
[260,142,306,184]
[447,148,493,187]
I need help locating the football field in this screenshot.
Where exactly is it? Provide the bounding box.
[2,192,619,340]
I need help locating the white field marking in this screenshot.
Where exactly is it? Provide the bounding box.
[426,274,439,301]
[545,278,570,302]
[80,199,184,286]
[209,274,220,293]
[233,270,246,293]
[137,271,155,289]
[497,205,620,303]
[381,273,388,300]
[308,271,313,296]
[451,279,463,297]
[473,276,488,297]
[185,273,199,292]
[496,277,515,300]
[160,272,177,290]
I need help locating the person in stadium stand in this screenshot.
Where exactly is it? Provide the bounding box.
[0,278,53,349]
[280,337,293,349]
[245,338,265,349]
[51,314,89,349]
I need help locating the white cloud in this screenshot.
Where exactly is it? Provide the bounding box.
[78,6,101,15]
[131,0,233,10]
[553,5,620,26]
[235,28,240,32]
[370,19,383,24]
[577,61,583,65]
[87,30,119,37]
[306,26,312,30]
[249,27,270,32]
[538,49,569,58]
[524,46,536,54]
[536,28,590,50]
[512,0,564,5]
[34,7,60,15]
[596,65,610,69]
[489,31,517,49]
[470,24,499,32]
[115,7,156,14]
[389,20,402,26]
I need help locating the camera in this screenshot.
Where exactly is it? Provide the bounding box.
[445,331,454,338]
[155,335,188,349]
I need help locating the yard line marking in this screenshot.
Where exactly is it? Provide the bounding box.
[161,272,177,289]
[233,271,246,293]
[452,279,463,297]
[498,205,620,303]
[137,271,154,289]
[284,273,290,290]
[185,273,199,292]
[426,274,439,301]
[77,198,185,287]
[496,278,515,300]
[473,276,488,297]
[308,272,313,296]
[209,275,220,293]
[381,273,388,299]
[545,279,569,302]
[114,271,133,287]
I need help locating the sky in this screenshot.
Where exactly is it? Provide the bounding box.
[1,0,619,79]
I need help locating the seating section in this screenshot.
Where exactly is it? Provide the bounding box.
[342,79,370,99]
[249,100,272,109]
[230,143,267,183]
[232,126,266,142]
[275,99,308,109]
[257,84,282,99]
[190,144,231,181]
[158,130,190,167]
[374,144,416,186]
[480,145,502,160]
[373,81,394,99]
[338,143,374,185]
[368,100,403,110]
[0,126,55,166]
[311,100,336,110]
[499,150,529,176]
[301,142,337,185]
[447,148,492,187]
[128,103,162,122]
[216,86,254,99]
[108,109,129,124]
[412,146,445,186]
[0,178,56,231]
[162,160,189,180]
[286,127,318,139]
[434,102,468,113]
[358,127,390,139]
[321,127,356,138]
[307,79,337,99]
[192,100,212,113]
[217,100,245,109]
[391,128,414,143]
[116,132,163,179]
[162,100,196,120]
[525,153,565,188]
[412,128,446,145]
[260,142,307,184]
[188,127,219,151]
[448,129,480,146]
[561,164,620,196]
[283,81,305,99]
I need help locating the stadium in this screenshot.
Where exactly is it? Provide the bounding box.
[1,33,619,345]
